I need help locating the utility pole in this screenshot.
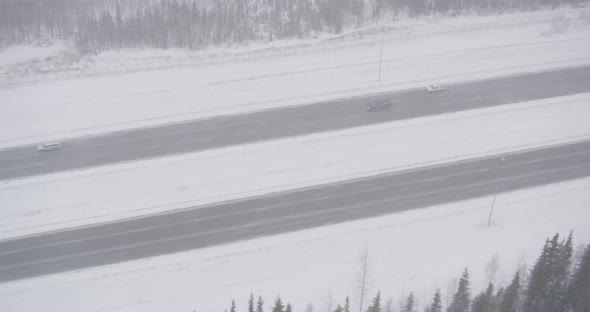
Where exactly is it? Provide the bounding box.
[488,157,505,226]
[378,34,384,82]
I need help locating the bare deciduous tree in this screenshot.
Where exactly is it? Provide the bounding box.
[353,245,375,312]
[322,290,335,312]
[3,0,580,51]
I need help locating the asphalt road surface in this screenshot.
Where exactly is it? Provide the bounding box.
[2,66,590,180]
[1,140,590,283]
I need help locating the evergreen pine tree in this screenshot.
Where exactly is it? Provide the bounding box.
[426,289,443,312]
[249,294,255,312]
[471,294,484,312]
[272,297,285,312]
[367,292,382,312]
[566,244,590,312]
[553,232,574,311]
[500,273,520,312]
[471,283,494,312]
[448,269,471,312]
[492,287,505,312]
[286,303,293,312]
[257,296,265,312]
[334,305,344,312]
[525,237,552,312]
[525,233,574,312]
[231,300,237,312]
[402,293,416,312]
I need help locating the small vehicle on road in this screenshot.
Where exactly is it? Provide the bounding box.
[37,142,61,152]
[366,100,393,112]
[425,84,447,93]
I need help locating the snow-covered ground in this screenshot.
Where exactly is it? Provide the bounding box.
[1,7,589,312]
[1,94,589,240]
[1,8,590,148]
[1,176,589,312]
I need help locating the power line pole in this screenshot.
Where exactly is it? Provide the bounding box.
[378,34,384,82]
[488,157,505,226]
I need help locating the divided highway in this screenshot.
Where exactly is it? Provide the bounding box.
[1,66,590,180]
[1,140,590,282]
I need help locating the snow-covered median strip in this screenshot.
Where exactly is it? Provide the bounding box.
[1,176,589,312]
[1,8,590,148]
[1,93,589,240]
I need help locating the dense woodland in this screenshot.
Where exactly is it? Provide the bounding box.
[225,233,590,312]
[0,0,587,52]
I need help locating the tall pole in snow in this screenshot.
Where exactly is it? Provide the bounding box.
[488,157,505,226]
[378,34,384,82]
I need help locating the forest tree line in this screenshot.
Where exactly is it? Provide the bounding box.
[0,0,586,52]
[223,233,590,312]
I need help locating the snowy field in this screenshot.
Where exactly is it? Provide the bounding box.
[1,94,589,240]
[1,8,590,148]
[1,176,589,312]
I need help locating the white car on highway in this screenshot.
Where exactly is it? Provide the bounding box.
[366,100,393,112]
[425,84,447,92]
[37,142,61,152]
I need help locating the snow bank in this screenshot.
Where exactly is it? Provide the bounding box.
[0,42,66,66]
[1,94,589,240]
[1,8,590,148]
[1,176,588,312]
